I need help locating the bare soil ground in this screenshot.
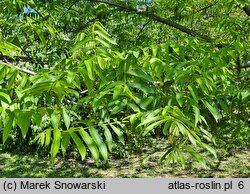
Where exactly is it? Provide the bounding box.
[0,141,249,178]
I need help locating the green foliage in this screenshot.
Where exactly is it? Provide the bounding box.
[0,0,249,170]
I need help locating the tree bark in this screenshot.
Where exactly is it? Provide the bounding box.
[243,5,250,16]
[1,60,36,75]
[92,0,214,43]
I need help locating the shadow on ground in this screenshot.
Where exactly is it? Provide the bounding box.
[0,144,249,178]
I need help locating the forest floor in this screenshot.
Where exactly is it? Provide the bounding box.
[0,141,249,178]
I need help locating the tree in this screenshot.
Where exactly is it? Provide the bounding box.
[0,0,249,168]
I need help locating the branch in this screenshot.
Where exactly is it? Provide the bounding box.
[149,14,213,42]
[228,64,250,70]
[198,1,219,12]
[0,54,48,67]
[0,54,33,63]
[67,0,79,11]
[243,5,250,16]
[74,16,100,32]
[136,20,151,42]
[92,0,214,43]
[1,60,36,76]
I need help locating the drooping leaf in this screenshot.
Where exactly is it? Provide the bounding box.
[69,37,93,53]
[15,110,32,138]
[97,56,106,70]
[128,102,140,112]
[34,28,46,46]
[162,120,172,135]
[51,128,61,164]
[50,110,61,129]
[217,96,230,113]
[199,142,217,158]
[95,30,117,45]
[188,84,199,103]
[7,70,18,89]
[178,149,186,168]
[44,23,56,36]
[78,66,94,93]
[61,132,71,156]
[45,128,52,146]
[123,84,140,103]
[109,124,125,145]
[62,108,70,129]
[3,111,14,143]
[138,114,163,127]
[85,60,95,81]
[143,119,167,136]
[24,81,53,96]
[79,128,100,162]
[160,146,174,163]
[0,92,11,104]
[186,131,197,146]
[139,96,154,110]
[70,131,86,160]
[176,92,184,107]
[32,110,43,126]
[113,85,122,100]
[196,78,209,95]
[89,126,108,161]
[94,23,110,38]
[127,82,154,94]
[102,124,113,152]
[95,37,112,48]
[127,68,153,83]
[192,104,200,126]
[182,145,206,166]
[202,100,221,122]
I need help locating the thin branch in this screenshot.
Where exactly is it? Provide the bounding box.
[198,1,219,12]
[0,55,31,62]
[149,13,213,42]
[67,0,80,11]
[1,60,36,75]
[91,0,215,43]
[92,0,138,12]
[243,5,250,16]
[33,8,46,20]
[74,16,99,32]
[228,64,250,70]
[136,20,151,42]
[0,54,48,66]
